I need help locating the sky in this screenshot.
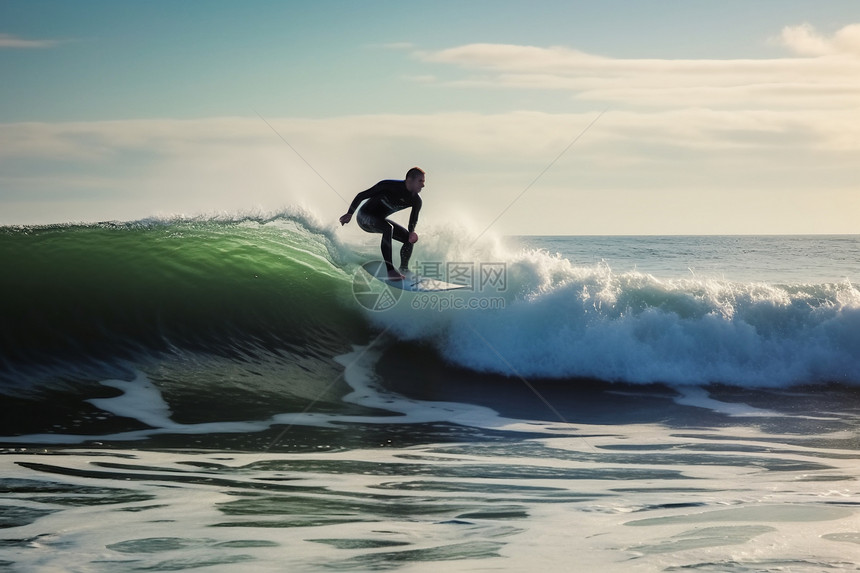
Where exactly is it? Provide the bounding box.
[1,0,859,235]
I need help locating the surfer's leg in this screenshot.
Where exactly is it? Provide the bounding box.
[399,241,414,272]
[379,223,395,272]
[386,221,413,272]
[358,213,405,279]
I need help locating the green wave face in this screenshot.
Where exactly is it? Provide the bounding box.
[0,216,368,380]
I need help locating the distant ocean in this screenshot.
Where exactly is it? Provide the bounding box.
[2,212,859,572]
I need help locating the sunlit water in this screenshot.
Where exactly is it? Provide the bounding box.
[2,231,860,571]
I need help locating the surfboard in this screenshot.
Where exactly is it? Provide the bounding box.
[360,261,467,292]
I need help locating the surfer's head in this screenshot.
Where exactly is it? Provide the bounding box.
[405,167,425,194]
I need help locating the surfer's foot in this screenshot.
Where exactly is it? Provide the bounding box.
[387,270,405,280]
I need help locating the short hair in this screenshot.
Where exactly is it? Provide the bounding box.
[405,167,425,180]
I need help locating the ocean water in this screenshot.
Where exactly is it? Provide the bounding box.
[1,212,859,572]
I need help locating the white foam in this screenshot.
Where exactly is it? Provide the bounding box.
[2,347,580,445]
[4,416,859,573]
[366,239,860,387]
[87,372,177,429]
[672,387,777,417]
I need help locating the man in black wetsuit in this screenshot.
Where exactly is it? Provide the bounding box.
[339,167,425,280]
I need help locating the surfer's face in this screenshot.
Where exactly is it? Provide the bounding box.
[406,174,425,194]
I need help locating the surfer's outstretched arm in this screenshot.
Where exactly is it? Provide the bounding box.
[340,185,384,225]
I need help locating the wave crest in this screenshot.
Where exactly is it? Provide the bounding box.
[371,240,860,387]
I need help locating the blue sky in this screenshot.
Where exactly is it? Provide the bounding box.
[2,0,859,234]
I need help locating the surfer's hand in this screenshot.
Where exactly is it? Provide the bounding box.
[408,232,418,244]
[339,213,352,226]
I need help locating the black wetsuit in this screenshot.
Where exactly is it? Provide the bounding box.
[346,179,422,272]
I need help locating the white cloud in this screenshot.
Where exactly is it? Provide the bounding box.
[777,23,833,56]
[0,33,61,49]
[1,107,858,234]
[778,23,860,56]
[423,43,604,71]
[416,27,860,111]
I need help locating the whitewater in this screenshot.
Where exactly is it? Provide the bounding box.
[1,211,859,572]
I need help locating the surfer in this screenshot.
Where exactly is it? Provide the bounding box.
[339,167,425,280]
